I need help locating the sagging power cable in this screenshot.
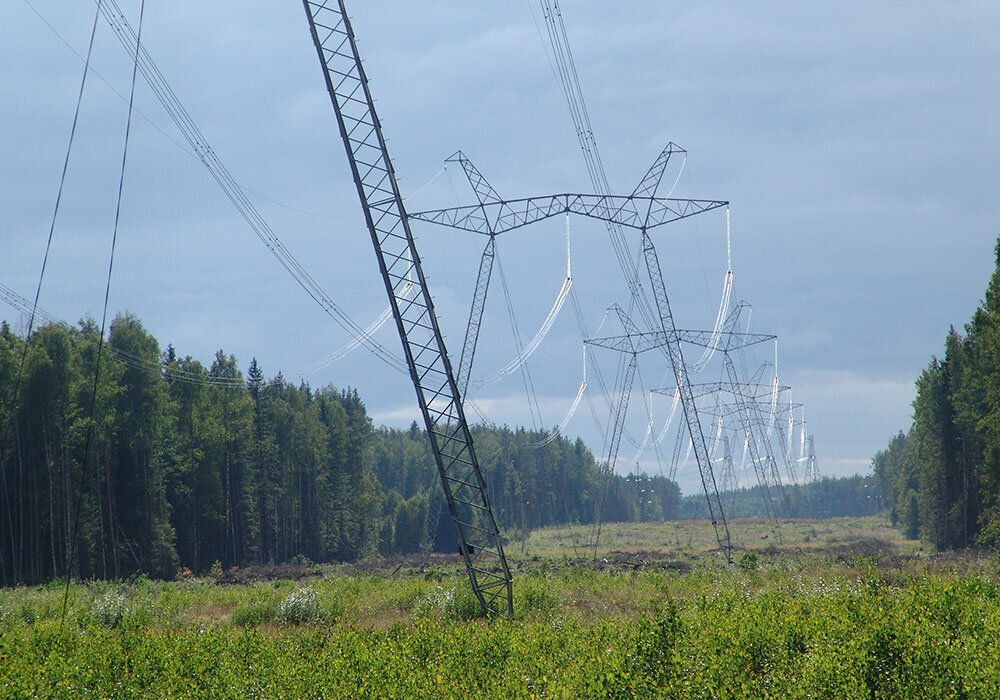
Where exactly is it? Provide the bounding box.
[0,0,103,589]
[0,285,245,389]
[495,250,543,429]
[474,215,573,389]
[62,0,145,625]
[92,0,407,374]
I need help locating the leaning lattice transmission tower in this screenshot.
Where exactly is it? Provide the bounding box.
[301,0,513,617]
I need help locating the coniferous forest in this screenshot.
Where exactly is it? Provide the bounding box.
[874,239,1000,550]
[0,301,918,586]
[0,313,685,586]
[679,474,881,520]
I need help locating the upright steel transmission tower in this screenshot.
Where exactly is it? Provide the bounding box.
[301,0,513,617]
[413,145,735,558]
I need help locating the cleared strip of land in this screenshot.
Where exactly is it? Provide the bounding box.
[3,516,999,698]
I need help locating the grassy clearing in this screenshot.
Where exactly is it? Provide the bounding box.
[3,517,1000,698]
[522,515,918,558]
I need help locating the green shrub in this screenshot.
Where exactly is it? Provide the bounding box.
[449,585,486,620]
[634,600,682,685]
[416,585,455,618]
[208,560,224,581]
[415,584,487,620]
[739,551,759,572]
[276,587,321,624]
[516,579,558,618]
[92,591,127,628]
[231,599,277,628]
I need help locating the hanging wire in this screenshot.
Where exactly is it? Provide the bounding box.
[61,0,146,624]
[787,390,795,458]
[495,251,542,429]
[89,0,407,374]
[25,0,368,223]
[526,217,592,448]
[0,286,244,389]
[630,364,656,463]
[16,1,101,373]
[297,251,416,377]
[473,216,573,389]
[0,0,104,589]
[529,343,586,449]
[652,385,682,447]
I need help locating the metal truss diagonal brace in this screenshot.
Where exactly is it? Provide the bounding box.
[446,151,504,207]
[457,236,496,397]
[631,142,686,199]
[607,355,637,477]
[593,353,637,548]
[631,142,687,226]
[444,151,515,235]
[302,0,512,617]
[447,152,501,394]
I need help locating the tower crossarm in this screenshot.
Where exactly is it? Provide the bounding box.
[410,194,727,235]
[653,382,791,402]
[675,329,776,351]
[586,329,776,355]
[585,333,658,354]
[696,402,753,422]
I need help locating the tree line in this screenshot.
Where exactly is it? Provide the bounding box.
[369,423,682,554]
[0,313,680,586]
[679,475,882,520]
[873,238,1000,550]
[0,314,384,586]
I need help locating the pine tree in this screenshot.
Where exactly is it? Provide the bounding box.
[108,314,178,578]
[968,239,1000,546]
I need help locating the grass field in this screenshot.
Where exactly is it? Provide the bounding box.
[3,516,1000,698]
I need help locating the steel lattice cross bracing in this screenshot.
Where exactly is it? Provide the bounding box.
[301,0,513,617]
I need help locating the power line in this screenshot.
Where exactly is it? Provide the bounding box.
[62,0,146,625]
[0,285,245,389]
[0,0,104,589]
[92,0,408,374]
[495,251,543,429]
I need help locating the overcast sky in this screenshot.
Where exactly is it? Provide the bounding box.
[2,1,998,494]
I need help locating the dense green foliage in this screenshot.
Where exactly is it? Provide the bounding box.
[0,314,380,586]
[2,526,999,698]
[0,313,679,585]
[680,475,882,520]
[371,423,682,551]
[874,239,1000,549]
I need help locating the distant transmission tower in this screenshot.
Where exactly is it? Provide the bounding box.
[414,145,735,559]
[805,434,820,482]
